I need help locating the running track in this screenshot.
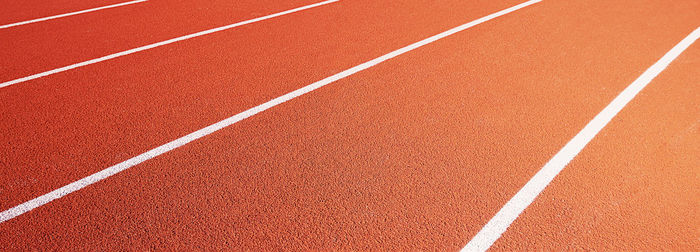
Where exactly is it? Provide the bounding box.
[1,0,698,250]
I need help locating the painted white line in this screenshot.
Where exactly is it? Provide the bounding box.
[0,0,339,89]
[0,0,541,224]
[0,0,149,29]
[463,26,700,252]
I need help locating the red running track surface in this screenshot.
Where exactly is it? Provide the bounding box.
[1,0,698,250]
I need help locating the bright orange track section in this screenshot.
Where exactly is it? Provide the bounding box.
[492,43,700,251]
[0,0,698,250]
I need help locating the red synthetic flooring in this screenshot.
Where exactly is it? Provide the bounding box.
[1,0,698,250]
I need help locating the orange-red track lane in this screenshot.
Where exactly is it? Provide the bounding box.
[0,0,131,25]
[0,0,698,250]
[491,43,700,251]
[0,0,325,81]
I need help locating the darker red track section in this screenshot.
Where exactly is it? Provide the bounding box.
[0,0,130,25]
[0,0,324,82]
[0,0,524,217]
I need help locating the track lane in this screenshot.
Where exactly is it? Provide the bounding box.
[0,0,148,30]
[1,0,698,249]
[0,0,329,83]
[464,26,700,251]
[0,0,130,25]
[0,0,339,89]
[0,0,524,213]
[491,42,700,250]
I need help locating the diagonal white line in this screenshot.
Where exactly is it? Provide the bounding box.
[0,0,339,89]
[463,26,700,252]
[0,0,541,224]
[0,0,149,29]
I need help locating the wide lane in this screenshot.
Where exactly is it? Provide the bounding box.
[491,42,700,250]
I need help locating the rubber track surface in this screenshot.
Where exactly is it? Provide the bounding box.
[0,0,698,250]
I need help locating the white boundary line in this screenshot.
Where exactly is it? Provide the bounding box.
[0,0,541,224]
[463,26,700,252]
[0,0,149,29]
[0,0,339,89]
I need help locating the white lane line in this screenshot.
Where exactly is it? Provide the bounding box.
[0,0,149,29]
[0,0,541,224]
[463,26,700,252]
[0,0,339,89]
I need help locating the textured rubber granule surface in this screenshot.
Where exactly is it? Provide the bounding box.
[0,0,698,250]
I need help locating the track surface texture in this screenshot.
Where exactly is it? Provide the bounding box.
[1,0,698,250]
